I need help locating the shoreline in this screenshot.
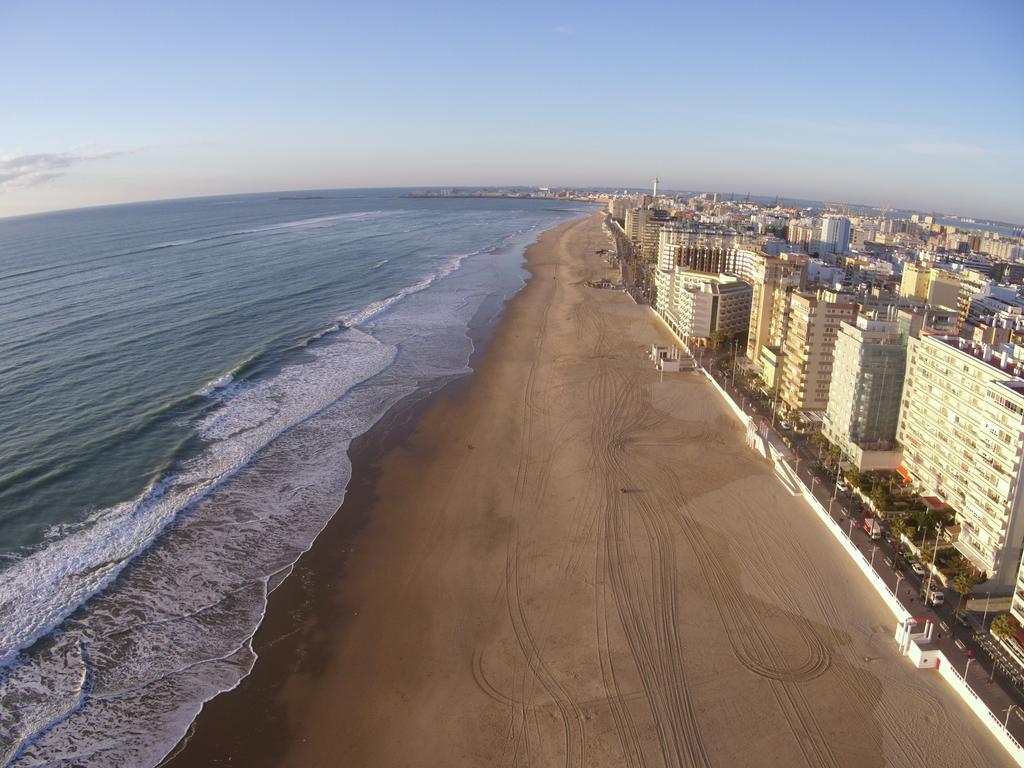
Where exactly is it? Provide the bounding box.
[162,214,590,767]
[165,210,1010,767]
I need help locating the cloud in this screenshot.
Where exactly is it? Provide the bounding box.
[0,150,123,189]
[906,142,992,158]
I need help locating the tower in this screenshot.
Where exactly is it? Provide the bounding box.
[653,177,659,198]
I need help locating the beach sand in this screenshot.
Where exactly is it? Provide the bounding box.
[168,212,1012,767]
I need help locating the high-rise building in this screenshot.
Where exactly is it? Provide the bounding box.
[657,226,741,274]
[778,290,858,412]
[816,216,851,256]
[654,270,752,342]
[898,336,1024,590]
[823,315,907,469]
[746,252,806,363]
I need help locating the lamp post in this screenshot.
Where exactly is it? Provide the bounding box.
[895,572,904,599]
[811,476,818,495]
[982,592,992,629]
[924,523,942,605]
[964,657,974,679]
[870,545,878,569]
[832,461,843,501]
[848,519,855,539]
[1005,705,1018,729]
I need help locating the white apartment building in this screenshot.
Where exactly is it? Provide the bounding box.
[816,216,851,256]
[823,316,906,470]
[898,335,1024,591]
[654,270,752,342]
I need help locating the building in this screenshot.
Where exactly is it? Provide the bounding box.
[657,226,741,274]
[746,251,806,363]
[816,216,851,256]
[898,336,1024,591]
[899,262,960,310]
[778,290,858,412]
[654,270,752,343]
[823,315,907,470]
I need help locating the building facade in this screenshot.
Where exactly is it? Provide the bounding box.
[745,251,806,363]
[823,316,907,469]
[898,335,1024,591]
[816,216,852,256]
[778,290,858,412]
[654,270,752,342]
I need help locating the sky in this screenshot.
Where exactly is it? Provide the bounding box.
[1,0,1022,221]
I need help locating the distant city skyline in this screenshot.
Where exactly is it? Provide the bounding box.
[2,0,1021,221]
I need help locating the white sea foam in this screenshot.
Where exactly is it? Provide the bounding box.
[0,212,577,767]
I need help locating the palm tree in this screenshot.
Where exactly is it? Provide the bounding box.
[890,517,910,543]
[952,571,981,614]
[991,614,1020,642]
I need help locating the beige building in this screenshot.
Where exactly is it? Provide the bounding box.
[898,261,962,311]
[745,251,806,364]
[898,336,1024,591]
[778,290,858,412]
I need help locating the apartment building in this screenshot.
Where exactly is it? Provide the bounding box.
[657,226,741,274]
[778,290,858,412]
[816,216,852,256]
[746,251,806,363]
[898,336,1024,591]
[654,270,752,342]
[899,262,961,310]
[823,316,906,470]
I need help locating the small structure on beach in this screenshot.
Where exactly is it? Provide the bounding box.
[649,343,696,372]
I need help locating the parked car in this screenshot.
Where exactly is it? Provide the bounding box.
[837,479,851,493]
[928,591,945,607]
[955,613,971,628]
[779,419,793,431]
[911,562,927,576]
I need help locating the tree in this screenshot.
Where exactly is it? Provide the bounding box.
[991,614,1021,642]
[709,330,728,350]
[952,571,982,614]
[889,517,910,542]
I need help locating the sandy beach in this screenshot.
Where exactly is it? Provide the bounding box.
[168,212,1012,767]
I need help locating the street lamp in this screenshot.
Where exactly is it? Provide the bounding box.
[982,592,992,629]
[1005,705,1018,729]
[848,519,855,539]
[870,545,878,569]
[895,572,904,599]
[964,657,974,678]
[811,476,818,495]
[924,523,942,605]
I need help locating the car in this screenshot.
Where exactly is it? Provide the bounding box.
[836,480,851,493]
[779,419,793,431]
[911,562,927,576]
[928,591,945,607]
[955,613,971,628]
[884,556,894,568]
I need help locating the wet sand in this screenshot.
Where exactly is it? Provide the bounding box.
[168,212,1012,767]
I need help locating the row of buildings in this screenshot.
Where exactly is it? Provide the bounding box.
[609,191,1024,613]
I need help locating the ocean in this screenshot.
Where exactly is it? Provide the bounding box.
[0,190,592,766]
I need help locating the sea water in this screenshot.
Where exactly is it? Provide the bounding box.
[0,189,592,766]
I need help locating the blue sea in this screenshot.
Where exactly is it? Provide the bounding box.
[0,190,592,766]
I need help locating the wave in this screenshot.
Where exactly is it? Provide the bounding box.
[0,208,579,767]
[125,211,398,258]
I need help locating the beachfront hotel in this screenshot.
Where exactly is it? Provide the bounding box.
[897,334,1024,592]
[822,315,907,470]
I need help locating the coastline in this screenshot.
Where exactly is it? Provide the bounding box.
[164,211,1010,767]
[161,214,590,767]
